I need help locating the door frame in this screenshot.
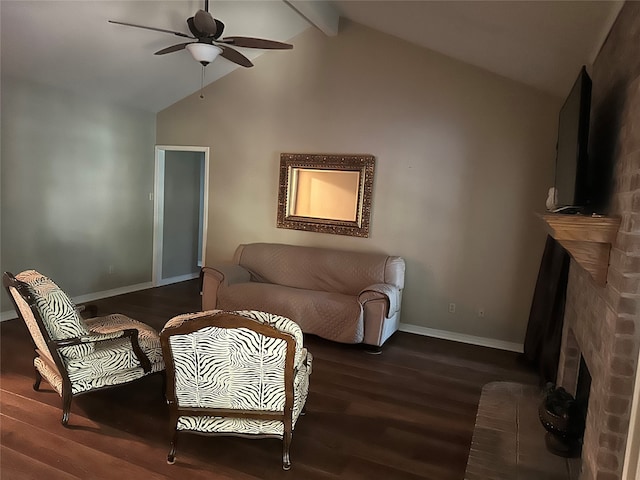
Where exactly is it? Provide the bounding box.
[153,145,210,286]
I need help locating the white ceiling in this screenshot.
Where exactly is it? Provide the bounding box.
[1,1,624,113]
[1,1,311,112]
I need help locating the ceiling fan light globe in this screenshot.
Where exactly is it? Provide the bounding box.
[186,43,222,65]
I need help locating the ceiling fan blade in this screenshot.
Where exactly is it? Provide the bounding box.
[154,43,193,55]
[108,20,192,39]
[194,9,217,36]
[220,36,293,50]
[213,19,225,39]
[219,45,253,68]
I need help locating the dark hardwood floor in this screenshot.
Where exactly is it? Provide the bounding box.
[1,280,537,479]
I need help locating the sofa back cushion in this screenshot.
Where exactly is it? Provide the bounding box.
[233,243,405,295]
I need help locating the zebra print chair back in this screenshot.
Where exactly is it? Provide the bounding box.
[2,270,165,426]
[9,270,95,359]
[5,272,57,366]
[161,310,313,470]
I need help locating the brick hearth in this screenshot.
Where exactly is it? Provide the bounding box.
[465,382,572,480]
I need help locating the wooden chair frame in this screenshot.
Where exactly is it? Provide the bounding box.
[3,272,157,426]
[161,312,302,470]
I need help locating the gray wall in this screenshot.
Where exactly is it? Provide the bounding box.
[1,77,156,308]
[162,151,203,279]
[157,21,561,346]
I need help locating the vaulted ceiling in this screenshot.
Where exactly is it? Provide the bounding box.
[1,1,623,113]
[330,0,623,99]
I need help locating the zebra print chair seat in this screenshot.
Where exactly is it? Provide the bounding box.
[3,270,165,426]
[161,309,313,470]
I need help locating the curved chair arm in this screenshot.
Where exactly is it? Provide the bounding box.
[295,347,313,376]
[53,329,152,373]
[358,283,401,318]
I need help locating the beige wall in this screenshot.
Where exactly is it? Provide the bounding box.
[157,21,560,345]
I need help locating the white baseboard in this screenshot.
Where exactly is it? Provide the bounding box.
[1,281,154,322]
[72,281,154,305]
[1,310,18,322]
[399,323,524,353]
[157,272,200,287]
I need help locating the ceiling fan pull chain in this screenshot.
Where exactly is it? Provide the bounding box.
[200,65,205,99]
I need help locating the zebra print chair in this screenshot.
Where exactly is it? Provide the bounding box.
[3,270,165,426]
[160,310,313,470]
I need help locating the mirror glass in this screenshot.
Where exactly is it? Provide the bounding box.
[277,154,375,237]
[289,168,361,221]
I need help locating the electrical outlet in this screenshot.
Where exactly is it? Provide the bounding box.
[478,308,485,318]
[448,303,456,314]
[108,265,114,275]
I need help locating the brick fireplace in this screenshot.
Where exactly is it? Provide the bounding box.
[555,3,640,480]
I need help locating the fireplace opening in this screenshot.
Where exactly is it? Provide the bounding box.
[539,356,591,458]
[574,355,592,446]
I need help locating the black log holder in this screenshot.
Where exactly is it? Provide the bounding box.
[538,385,585,458]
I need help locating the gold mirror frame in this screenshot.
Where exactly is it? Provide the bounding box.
[277,153,375,237]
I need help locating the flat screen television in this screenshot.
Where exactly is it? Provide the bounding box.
[553,66,593,213]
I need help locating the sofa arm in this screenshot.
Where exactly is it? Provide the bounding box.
[205,264,251,285]
[358,283,401,318]
[201,265,251,310]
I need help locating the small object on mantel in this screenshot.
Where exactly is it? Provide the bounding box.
[536,213,621,286]
[546,186,558,211]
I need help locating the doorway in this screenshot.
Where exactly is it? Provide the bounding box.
[153,146,209,286]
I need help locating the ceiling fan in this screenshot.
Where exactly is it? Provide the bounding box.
[109,0,293,69]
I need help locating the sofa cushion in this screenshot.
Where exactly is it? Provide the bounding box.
[218,282,364,343]
[234,243,404,295]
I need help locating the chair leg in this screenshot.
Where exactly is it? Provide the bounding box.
[282,432,292,470]
[33,368,42,391]
[160,371,168,402]
[167,430,178,465]
[61,390,72,427]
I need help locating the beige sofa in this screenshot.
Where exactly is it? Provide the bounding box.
[201,243,405,348]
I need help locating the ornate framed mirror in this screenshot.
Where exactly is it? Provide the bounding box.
[277,153,375,237]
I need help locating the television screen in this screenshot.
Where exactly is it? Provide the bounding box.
[553,66,592,211]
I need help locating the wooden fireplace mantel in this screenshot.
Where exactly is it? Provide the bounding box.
[537,213,621,286]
